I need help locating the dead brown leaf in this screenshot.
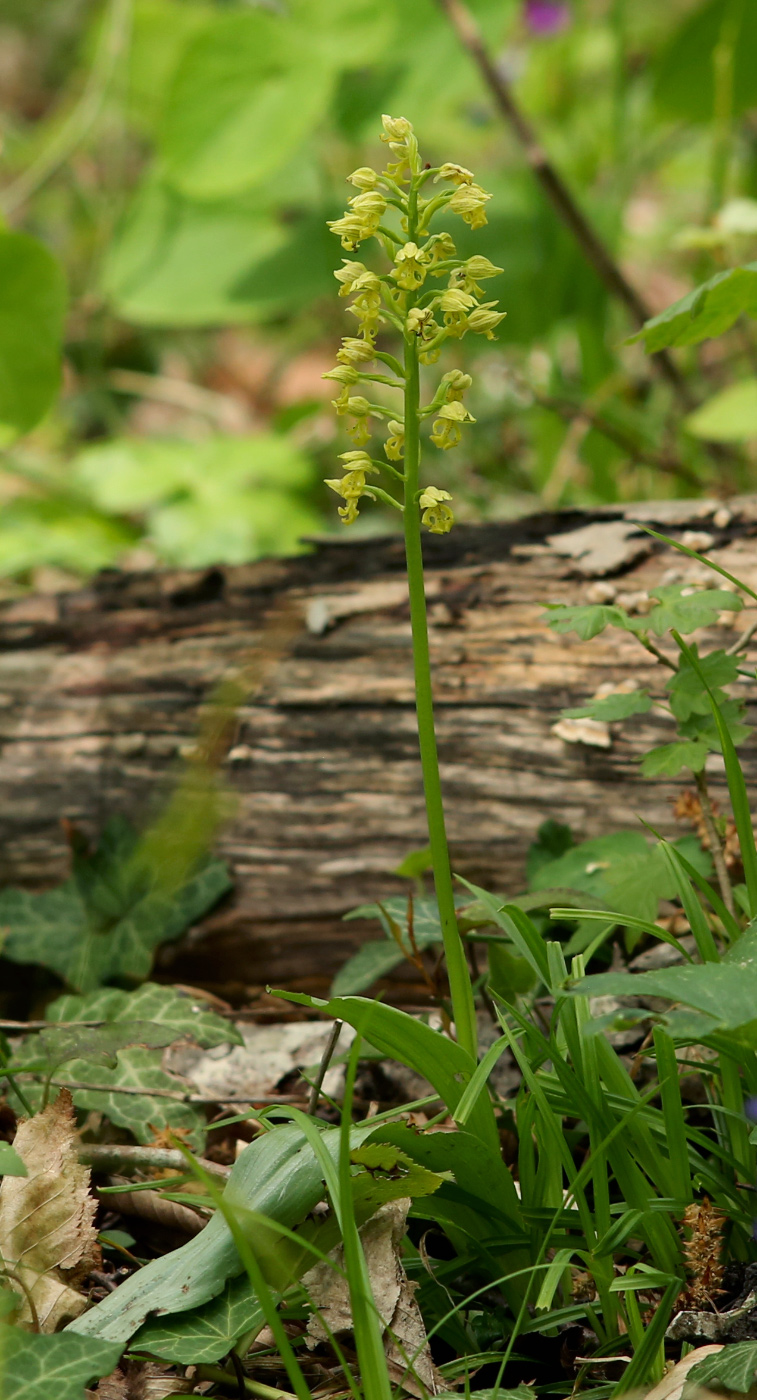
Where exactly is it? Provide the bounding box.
[303,1199,442,1397]
[0,1088,99,1330]
[85,1361,197,1399]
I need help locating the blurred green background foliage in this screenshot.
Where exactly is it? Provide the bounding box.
[1,0,757,590]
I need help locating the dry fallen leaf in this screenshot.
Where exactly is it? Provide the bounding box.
[303,1198,441,1397]
[0,1088,99,1330]
[85,1360,196,1399]
[640,1345,750,1400]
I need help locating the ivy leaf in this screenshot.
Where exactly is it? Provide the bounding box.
[0,817,232,991]
[562,692,652,722]
[14,1022,179,1076]
[47,982,242,1050]
[543,603,631,640]
[0,1328,122,1400]
[629,262,757,352]
[40,1046,207,1149]
[637,584,742,636]
[0,232,67,440]
[684,1342,757,1395]
[134,1272,263,1363]
[667,647,741,721]
[640,741,709,777]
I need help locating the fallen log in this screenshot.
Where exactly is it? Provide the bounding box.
[1,495,756,999]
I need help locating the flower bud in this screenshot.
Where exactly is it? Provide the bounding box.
[454,255,504,296]
[348,167,380,189]
[337,338,376,365]
[323,365,360,385]
[467,301,507,340]
[440,369,473,401]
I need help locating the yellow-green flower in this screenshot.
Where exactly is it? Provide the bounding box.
[433,163,475,186]
[333,394,375,446]
[467,301,507,339]
[380,113,420,181]
[438,287,476,337]
[392,241,429,290]
[324,453,379,526]
[334,260,372,297]
[337,338,376,365]
[448,182,492,230]
[327,213,369,251]
[406,305,436,337]
[419,486,454,534]
[430,400,476,449]
[384,420,405,460]
[454,255,504,296]
[426,231,458,268]
[440,369,472,402]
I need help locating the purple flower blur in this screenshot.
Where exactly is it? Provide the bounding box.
[525,0,570,35]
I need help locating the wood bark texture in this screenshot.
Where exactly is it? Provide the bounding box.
[2,496,756,998]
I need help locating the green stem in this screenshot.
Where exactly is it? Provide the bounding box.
[401,178,478,1064]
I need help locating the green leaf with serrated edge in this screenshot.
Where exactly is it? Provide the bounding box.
[570,933,757,1045]
[679,699,750,750]
[543,603,631,640]
[66,1121,379,1344]
[0,1328,122,1400]
[632,583,741,637]
[0,232,67,439]
[641,740,709,777]
[562,691,652,721]
[271,990,503,1158]
[686,379,757,442]
[685,1341,757,1395]
[526,819,574,884]
[48,982,242,1048]
[0,1142,26,1177]
[667,647,741,721]
[629,262,757,353]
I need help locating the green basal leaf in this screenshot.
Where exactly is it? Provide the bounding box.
[640,740,709,777]
[685,379,757,443]
[0,1327,122,1400]
[0,231,67,440]
[543,602,632,640]
[630,262,757,352]
[562,691,652,722]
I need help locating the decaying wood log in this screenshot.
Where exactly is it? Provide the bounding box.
[2,496,757,999]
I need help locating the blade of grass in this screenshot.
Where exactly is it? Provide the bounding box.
[652,1028,693,1205]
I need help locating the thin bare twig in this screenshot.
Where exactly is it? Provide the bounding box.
[726,616,757,656]
[306,1019,342,1116]
[18,1076,305,1105]
[78,1143,231,1178]
[533,390,702,488]
[435,0,693,409]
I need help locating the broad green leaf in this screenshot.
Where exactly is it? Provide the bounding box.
[0,1143,26,1178]
[11,1022,178,1075]
[66,1121,378,1345]
[543,603,631,640]
[562,692,651,722]
[526,819,574,885]
[0,1328,121,1400]
[273,990,502,1156]
[160,12,333,199]
[0,817,232,990]
[685,379,757,442]
[0,232,67,440]
[331,941,413,996]
[75,436,318,567]
[572,928,757,1045]
[640,740,709,777]
[135,1273,263,1363]
[290,0,396,67]
[102,176,286,325]
[654,0,757,124]
[637,584,742,636]
[667,648,741,721]
[127,0,214,134]
[0,491,135,579]
[630,263,757,353]
[530,831,712,928]
[685,1342,757,1395]
[679,699,750,751]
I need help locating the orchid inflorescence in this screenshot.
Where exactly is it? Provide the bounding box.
[323,115,504,532]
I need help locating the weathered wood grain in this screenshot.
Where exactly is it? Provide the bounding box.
[1,497,756,997]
